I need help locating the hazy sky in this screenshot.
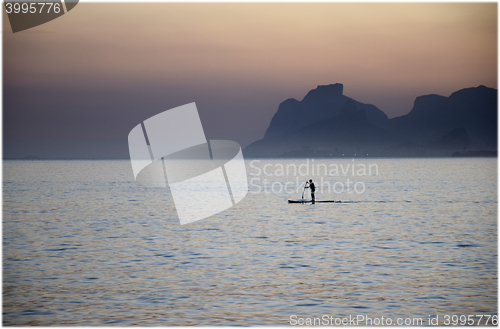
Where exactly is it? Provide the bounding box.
[3,3,497,157]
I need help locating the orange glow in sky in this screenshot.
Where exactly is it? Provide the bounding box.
[3,3,497,145]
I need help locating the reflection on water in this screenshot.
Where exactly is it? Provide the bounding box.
[3,158,497,325]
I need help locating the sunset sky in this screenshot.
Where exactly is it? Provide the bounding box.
[3,2,497,158]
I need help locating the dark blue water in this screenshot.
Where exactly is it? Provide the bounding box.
[3,158,497,325]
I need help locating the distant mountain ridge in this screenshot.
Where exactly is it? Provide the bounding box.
[245,84,497,157]
[264,83,388,140]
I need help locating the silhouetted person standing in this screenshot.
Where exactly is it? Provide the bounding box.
[306,179,316,204]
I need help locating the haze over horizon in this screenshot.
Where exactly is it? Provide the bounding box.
[3,3,497,158]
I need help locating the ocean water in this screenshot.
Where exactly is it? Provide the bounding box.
[3,158,497,325]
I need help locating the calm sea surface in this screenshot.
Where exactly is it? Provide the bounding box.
[3,158,497,325]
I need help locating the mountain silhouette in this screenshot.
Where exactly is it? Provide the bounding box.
[390,85,496,148]
[264,83,388,140]
[245,84,497,157]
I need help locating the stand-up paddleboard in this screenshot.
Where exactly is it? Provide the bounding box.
[290,181,339,203]
[288,199,339,204]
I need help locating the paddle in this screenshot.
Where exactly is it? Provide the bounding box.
[301,181,309,200]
